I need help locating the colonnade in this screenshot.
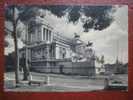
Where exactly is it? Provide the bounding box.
[42,28,52,42]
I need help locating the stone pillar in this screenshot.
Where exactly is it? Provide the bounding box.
[46,44,50,59]
[41,27,43,41]
[46,44,50,72]
[48,30,50,42]
[43,27,46,41]
[44,28,46,41]
[52,44,54,58]
[49,31,51,42]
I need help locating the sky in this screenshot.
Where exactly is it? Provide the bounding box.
[5,5,128,64]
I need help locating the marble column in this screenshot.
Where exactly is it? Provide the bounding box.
[46,44,50,59]
[49,31,51,42]
[46,44,50,72]
[44,28,46,41]
[41,27,43,41]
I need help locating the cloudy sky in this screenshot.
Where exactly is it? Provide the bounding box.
[5,5,128,64]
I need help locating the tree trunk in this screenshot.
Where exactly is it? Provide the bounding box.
[22,23,30,81]
[13,6,19,84]
[23,47,29,80]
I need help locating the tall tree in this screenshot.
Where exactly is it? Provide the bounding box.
[6,6,20,84]
[5,5,43,82]
[5,5,30,84]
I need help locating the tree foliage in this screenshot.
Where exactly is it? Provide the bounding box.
[5,5,115,33]
[41,5,114,32]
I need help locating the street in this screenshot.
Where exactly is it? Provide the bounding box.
[4,72,106,92]
[4,71,128,92]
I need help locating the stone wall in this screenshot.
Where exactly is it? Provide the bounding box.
[30,60,95,76]
[72,62,95,76]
